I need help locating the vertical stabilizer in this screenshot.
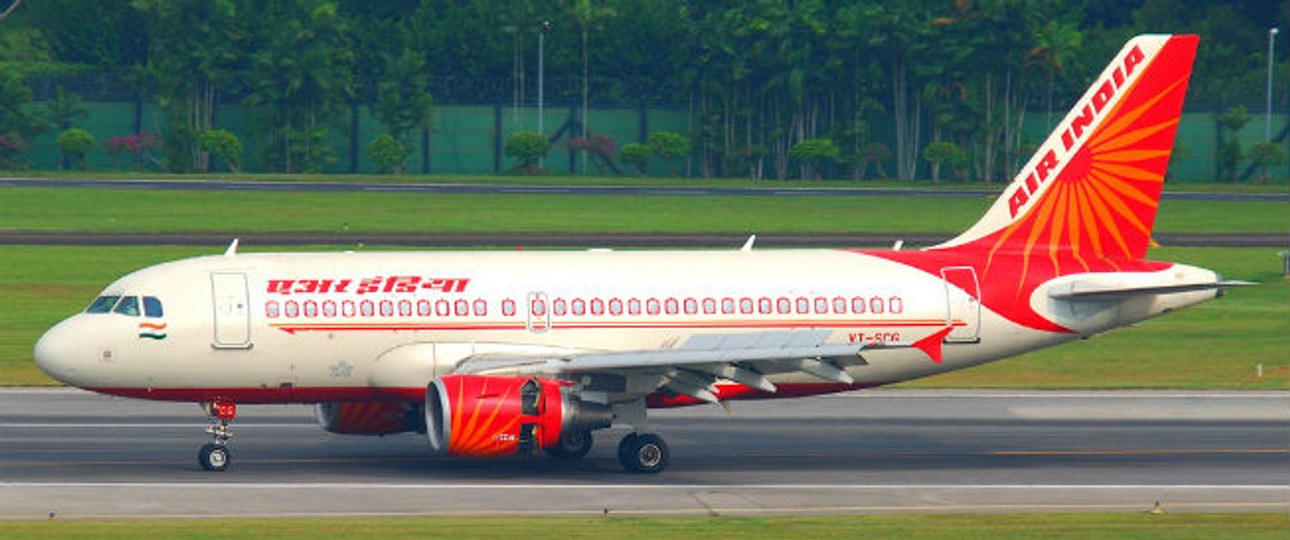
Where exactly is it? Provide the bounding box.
[935,34,1198,263]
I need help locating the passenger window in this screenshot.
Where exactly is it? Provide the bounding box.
[86,295,121,314]
[113,296,141,317]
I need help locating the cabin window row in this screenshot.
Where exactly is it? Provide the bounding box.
[515,295,904,317]
[265,298,488,319]
[266,295,905,319]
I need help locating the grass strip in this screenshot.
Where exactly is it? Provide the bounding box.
[1,513,1287,540]
[1,186,1286,234]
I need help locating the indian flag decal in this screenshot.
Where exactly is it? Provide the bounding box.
[138,322,168,340]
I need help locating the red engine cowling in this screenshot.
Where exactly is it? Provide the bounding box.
[425,375,611,457]
[315,401,423,435]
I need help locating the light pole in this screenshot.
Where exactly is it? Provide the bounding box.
[1267,27,1278,143]
[538,20,550,167]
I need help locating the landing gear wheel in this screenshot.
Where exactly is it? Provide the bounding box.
[198,443,231,472]
[617,433,669,474]
[546,430,594,460]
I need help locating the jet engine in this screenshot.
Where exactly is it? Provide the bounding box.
[425,374,612,457]
[315,401,425,435]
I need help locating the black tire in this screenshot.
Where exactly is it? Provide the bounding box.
[546,430,594,460]
[198,443,231,472]
[618,433,668,474]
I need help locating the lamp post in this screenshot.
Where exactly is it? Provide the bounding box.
[1267,27,1279,143]
[538,20,550,167]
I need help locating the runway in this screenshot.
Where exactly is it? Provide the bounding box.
[2,388,1287,519]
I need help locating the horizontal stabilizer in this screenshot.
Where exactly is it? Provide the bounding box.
[1048,280,1252,301]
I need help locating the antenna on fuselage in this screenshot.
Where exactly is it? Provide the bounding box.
[223,238,240,256]
[740,235,756,252]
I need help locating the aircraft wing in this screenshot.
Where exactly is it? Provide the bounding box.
[453,327,953,403]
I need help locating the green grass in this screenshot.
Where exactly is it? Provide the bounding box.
[1,186,1286,234]
[6,170,1289,193]
[1,514,1287,540]
[4,245,1286,389]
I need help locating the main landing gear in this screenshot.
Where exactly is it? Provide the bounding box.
[198,400,236,472]
[617,432,669,474]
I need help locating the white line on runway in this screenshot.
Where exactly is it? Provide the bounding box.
[4,482,1286,491]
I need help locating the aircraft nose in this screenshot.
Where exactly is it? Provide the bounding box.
[34,318,82,384]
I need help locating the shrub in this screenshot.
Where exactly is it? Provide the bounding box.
[102,132,161,171]
[647,131,690,160]
[618,142,651,175]
[0,133,29,170]
[1247,142,1286,183]
[368,133,411,174]
[504,131,549,175]
[789,138,841,180]
[56,128,95,170]
[921,141,968,183]
[197,129,244,173]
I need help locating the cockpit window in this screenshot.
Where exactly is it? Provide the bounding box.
[86,296,121,314]
[143,296,164,318]
[113,296,141,317]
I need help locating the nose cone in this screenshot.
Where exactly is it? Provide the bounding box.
[34,318,83,385]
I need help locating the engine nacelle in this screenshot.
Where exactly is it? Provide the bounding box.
[315,401,424,435]
[425,375,612,457]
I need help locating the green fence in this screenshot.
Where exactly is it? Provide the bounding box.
[17,100,1290,182]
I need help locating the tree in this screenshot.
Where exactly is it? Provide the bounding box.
[1215,106,1252,182]
[134,0,244,172]
[56,128,95,170]
[373,48,435,143]
[789,138,840,180]
[504,131,549,175]
[243,0,355,173]
[197,129,244,173]
[921,141,967,183]
[567,0,616,172]
[618,142,651,176]
[1247,142,1286,183]
[368,133,410,174]
[647,131,689,176]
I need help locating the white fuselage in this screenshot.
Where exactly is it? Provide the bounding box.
[34,248,1218,404]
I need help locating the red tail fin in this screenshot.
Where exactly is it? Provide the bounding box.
[937,35,1198,265]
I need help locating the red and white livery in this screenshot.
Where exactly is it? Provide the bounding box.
[36,35,1233,473]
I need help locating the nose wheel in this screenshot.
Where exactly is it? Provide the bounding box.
[617,432,669,474]
[199,401,236,472]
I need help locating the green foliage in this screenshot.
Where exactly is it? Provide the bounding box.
[55,128,95,170]
[618,142,652,176]
[374,50,435,140]
[42,87,88,130]
[197,130,244,174]
[1246,142,1286,183]
[647,131,691,160]
[789,138,841,180]
[0,64,45,141]
[921,142,968,183]
[503,131,550,175]
[368,133,411,175]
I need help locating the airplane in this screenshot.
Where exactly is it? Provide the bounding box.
[35,34,1236,474]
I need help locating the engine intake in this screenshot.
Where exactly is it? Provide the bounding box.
[425,375,612,457]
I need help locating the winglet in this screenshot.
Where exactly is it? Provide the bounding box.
[913,326,955,363]
[223,238,240,256]
[740,234,756,252]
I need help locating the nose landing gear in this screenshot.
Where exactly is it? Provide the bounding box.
[198,401,236,472]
